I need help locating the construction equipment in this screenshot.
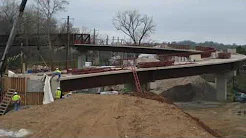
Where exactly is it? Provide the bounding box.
[0,0,27,111]
[0,89,16,116]
[0,0,28,76]
[131,66,143,94]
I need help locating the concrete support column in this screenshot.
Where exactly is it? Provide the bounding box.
[124,83,136,92]
[51,79,60,98]
[215,71,236,101]
[93,51,100,66]
[78,54,86,69]
[124,81,157,92]
[215,74,227,101]
[149,81,157,90]
[142,83,150,91]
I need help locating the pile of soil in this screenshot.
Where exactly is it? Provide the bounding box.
[156,76,217,101]
[0,94,216,137]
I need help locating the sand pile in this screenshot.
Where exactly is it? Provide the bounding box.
[155,76,217,101]
[0,94,217,137]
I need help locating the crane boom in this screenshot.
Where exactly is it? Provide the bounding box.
[0,0,28,76]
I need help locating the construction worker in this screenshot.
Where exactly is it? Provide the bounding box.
[12,92,21,111]
[55,87,62,99]
[52,68,61,81]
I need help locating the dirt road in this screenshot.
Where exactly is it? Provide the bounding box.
[0,94,214,137]
[183,102,246,138]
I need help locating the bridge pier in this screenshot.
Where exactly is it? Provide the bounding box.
[50,79,60,97]
[215,71,236,101]
[77,54,86,69]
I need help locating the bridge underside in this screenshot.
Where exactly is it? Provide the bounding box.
[60,62,239,92]
[73,44,202,55]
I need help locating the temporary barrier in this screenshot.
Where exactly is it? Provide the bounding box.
[67,67,121,75]
[218,52,231,59]
[195,46,216,58]
[1,77,44,105]
[137,60,175,68]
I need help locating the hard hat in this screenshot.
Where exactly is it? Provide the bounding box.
[56,68,59,70]
[57,87,60,89]
[14,92,17,94]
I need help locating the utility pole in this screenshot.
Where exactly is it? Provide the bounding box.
[20,43,23,73]
[62,16,74,69]
[37,0,41,62]
[111,36,115,57]
[66,16,70,70]
[106,35,109,45]
[93,28,96,44]
[92,28,99,44]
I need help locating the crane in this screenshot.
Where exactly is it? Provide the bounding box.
[0,0,28,76]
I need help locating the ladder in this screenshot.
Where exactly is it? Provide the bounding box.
[131,66,143,94]
[0,89,15,116]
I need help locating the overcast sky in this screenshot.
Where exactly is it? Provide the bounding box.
[55,0,246,45]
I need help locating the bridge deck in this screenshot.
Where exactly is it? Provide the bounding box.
[74,44,202,54]
[60,54,246,81]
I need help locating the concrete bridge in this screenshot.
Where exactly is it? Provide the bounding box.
[60,54,246,101]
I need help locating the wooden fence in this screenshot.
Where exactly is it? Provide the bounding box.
[1,77,44,105]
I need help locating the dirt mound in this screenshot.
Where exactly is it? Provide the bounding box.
[156,76,217,101]
[0,94,216,137]
[160,83,195,101]
[155,76,206,92]
[131,92,221,137]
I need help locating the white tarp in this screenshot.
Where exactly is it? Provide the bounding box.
[100,91,119,95]
[0,129,31,137]
[8,70,18,77]
[43,74,54,104]
[138,54,157,59]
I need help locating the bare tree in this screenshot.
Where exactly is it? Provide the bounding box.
[113,10,156,45]
[0,0,19,34]
[80,26,90,34]
[58,22,80,34]
[36,0,69,68]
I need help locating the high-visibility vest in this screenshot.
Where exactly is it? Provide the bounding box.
[55,90,62,99]
[12,95,21,101]
[55,69,61,74]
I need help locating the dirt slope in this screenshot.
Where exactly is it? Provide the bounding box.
[0,94,214,137]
